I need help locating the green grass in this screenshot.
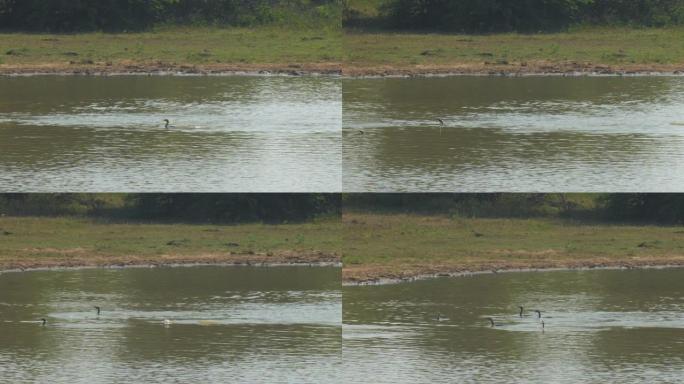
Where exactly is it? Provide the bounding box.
[0,216,341,264]
[344,26,684,71]
[343,213,684,281]
[0,25,341,68]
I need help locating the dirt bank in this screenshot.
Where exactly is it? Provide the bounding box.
[0,62,341,76]
[343,256,684,285]
[341,61,684,77]
[4,61,682,77]
[0,250,340,273]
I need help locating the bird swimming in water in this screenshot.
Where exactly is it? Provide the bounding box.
[519,306,524,318]
[163,119,174,129]
[436,313,448,321]
[94,306,101,316]
[163,319,172,326]
[534,310,542,319]
[486,317,502,327]
[40,318,46,326]
[437,118,444,134]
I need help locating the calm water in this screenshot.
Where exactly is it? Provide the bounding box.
[0,76,341,192]
[343,76,684,191]
[343,269,684,383]
[0,266,341,383]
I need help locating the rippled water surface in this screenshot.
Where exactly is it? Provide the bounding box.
[343,77,684,191]
[0,76,341,192]
[0,266,341,383]
[343,269,684,383]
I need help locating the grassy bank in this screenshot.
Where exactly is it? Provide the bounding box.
[0,26,341,74]
[343,212,684,283]
[343,26,684,75]
[0,216,341,270]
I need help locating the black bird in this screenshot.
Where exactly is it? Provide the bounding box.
[40,318,46,326]
[519,306,524,318]
[357,130,365,135]
[437,118,444,134]
[163,119,174,129]
[95,306,101,316]
[472,230,484,238]
[534,310,542,319]
[486,317,502,327]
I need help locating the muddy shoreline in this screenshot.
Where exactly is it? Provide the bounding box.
[0,250,340,274]
[343,258,684,286]
[3,61,684,77]
[0,62,342,76]
[341,61,684,77]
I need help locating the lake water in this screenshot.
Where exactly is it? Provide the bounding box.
[0,76,341,192]
[0,266,341,383]
[343,268,684,383]
[343,76,684,192]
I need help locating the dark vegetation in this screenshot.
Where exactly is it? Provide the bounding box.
[0,194,340,223]
[0,0,340,32]
[2,194,682,225]
[343,194,684,224]
[344,0,684,31]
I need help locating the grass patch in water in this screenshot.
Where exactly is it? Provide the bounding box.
[343,26,684,73]
[0,216,341,268]
[0,25,341,69]
[343,212,684,282]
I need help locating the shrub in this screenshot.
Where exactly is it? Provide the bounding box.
[0,0,341,32]
[378,0,684,32]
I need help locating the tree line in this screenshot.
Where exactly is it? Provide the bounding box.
[345,0,684,32]
[2,1,680,32]
[2,194,683,224]
[343,193,684,224]
[0,194,341,223]
[0,0,339,32]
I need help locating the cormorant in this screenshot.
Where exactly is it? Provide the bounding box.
[486,317,502,327]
